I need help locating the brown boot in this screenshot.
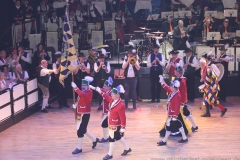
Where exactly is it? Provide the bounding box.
[137,96,142,102]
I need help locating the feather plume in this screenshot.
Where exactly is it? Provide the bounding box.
[84,76,94,83]
[55,51,62,55]
[117,85,125,94]
[156,39,160,47]
[128,41,135,48]
[172,80,180,88]
[132,49,136,53]
[207,51,213,56]
[225,43,229,50]
[108,77,113,85]
[101,48,107,56]
[186,40,191,49]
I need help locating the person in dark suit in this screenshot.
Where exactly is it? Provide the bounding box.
[184,16,197,42]
[219,19,232,38]
[161,16,177,36]
[173,20,188,50]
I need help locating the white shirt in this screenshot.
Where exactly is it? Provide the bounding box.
[147,53,166,67]
[0,58,7,66]
[20,52,31,63]
[0,79,7,91]
[184,56,199,68]
[48,17,62,28]
[220,54,230,60]
[40,66,51,82]
[12,71,29,80]
[89,4,103,17]
[75,10,87,22]
[122,59,140,78]
[94,61,111,73]
[69,16,77,27]
[37,5,49,12]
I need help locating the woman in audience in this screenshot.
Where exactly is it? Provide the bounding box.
[1,65,16,88]
[32,43,50,77]
[0,72,10,91]
[0,50,10,66]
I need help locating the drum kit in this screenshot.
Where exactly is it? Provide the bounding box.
[128,27,174,62]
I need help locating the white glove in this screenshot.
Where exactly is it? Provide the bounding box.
[89,85,96,90]
[159,75,164,83]
[72,104,77,109]
[96,87,102,94]
[120,128,125,133]
[71,82,77,88]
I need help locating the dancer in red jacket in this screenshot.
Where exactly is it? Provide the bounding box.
[91,84,132,160]
[71,76,99,154]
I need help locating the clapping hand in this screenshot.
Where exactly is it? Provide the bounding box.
[155,57,159,62]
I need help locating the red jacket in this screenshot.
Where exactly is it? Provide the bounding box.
[74,87,93,114]
[100,88,111,114]
[161,83,181,118]
[169,58,180,76]
[178,77,188,104]
[102,92,126,129]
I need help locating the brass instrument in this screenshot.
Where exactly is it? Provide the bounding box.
[102,64,106,69]
[129,57,137,65]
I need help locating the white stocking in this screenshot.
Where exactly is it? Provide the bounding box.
[162,131,171,142]
[120,137,130,150]
[187,115,197,128]
[103,128,108,139]
[77,138,83,150]
[85,131,96,142]
[179,127,187,140]
[108,142,114,156]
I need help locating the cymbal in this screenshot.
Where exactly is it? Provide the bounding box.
[139,27,150,30]
[149,36,163,39]
[144,33,155,36]
[151,31,164,34]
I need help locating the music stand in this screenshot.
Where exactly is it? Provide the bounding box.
[179,11,192,17]
[147,14,160,21]
[236,30,240,37]
[224,9,237,17]
[222,32,236,39]
[204,11,217,17]
[161,12,173,19]
[207,32,221,41]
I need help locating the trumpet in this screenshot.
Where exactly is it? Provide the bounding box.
[79,63,86,72]
[102,64,106,69]
[129,57,137,65]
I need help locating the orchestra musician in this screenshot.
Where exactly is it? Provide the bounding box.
[114,10,125,43]
[147,44,166,103]
[218,19,232,45]
[214,45,230,102]
[48,10,63,31]
[173,20,188,50]
[122,49,140,109]
[203,17,214,46]
[161,16,177,36]
[94,50,111,110]
[87,1,103,24]
[166,50,183,81]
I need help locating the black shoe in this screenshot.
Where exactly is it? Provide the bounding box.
[99,138,108,143]
[41,108,48,113]
[46,105,53,109]
[201,113,211,117]
[191,126,198,132]
[178,138,188,143]
[151,100,155,103]
[92,138,99,149]
[64,104,70,108]
[72,148,82,154]
[220,108,227,117]
[103,154,113,160]
[157,141,166,146]
[156,99,160,103]
[121,148,132,156]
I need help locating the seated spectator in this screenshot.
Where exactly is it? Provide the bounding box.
[0,72,10,91]
[18,46,31,73]
[10,52,21,72]
[13,64,29,84]
[0,50,10,66]
[1,65,16,87]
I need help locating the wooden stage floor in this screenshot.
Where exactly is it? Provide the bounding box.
[0,97,240,160]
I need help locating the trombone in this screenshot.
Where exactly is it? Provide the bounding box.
[129,57,137,65]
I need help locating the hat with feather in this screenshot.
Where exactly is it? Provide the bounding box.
[219,43,229,51]
[98,48,107,58]
[112,85,125,94]
[202,50,214,60]
[55,51,62,58]
[82,76,94,85]
[104,77,113,87]
[171,79,180,88]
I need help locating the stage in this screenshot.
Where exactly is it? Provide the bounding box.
[0,97,240,160]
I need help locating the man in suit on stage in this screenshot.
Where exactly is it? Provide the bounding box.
[173,20,188,50]
[161,16,177,36]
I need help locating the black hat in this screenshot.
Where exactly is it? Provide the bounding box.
[55,51,62,58]
[183,48,192,53]
[78,52,85,57]
[202,51,213,60]
[153,44,160,49]
[98,53,106,58]
[169,50,179,55]
[219,45,227,51]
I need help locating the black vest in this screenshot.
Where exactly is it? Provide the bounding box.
[39,4,48,13]
[37,66,50,88]
[219,54,228,75]
[50,17,60,27]
[124,60,138,78]
[90,4,101,18]
[15,70,26,83]
[183,55,195,74]
[96,61,108,79]
[19,52,29,71]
